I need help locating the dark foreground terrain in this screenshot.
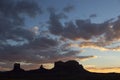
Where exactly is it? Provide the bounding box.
[0,60,120,80]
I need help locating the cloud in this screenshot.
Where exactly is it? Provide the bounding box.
[63,5,75,13]
[15,0,42,17]
[48,11,120,51]
[0,66,10,71]
[79,42,108,51]
[48,12,109,40]
[79,42,120,51]
[63,21,80,39]
[89,14,97,18]
[0,36,86,64]
[0,0,42,42]
[76,56,98,61]
[48,11,63,35]
[48,9,120,42]
[0,37,58,62]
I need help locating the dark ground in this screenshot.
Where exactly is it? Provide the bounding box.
[0,60,120,80]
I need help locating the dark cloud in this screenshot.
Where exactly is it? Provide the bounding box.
[27,37,58,49]
[63,21,80,39]
[48,11,64,35]
[48,10,120,42]
[48,12,108,40]
[0,37,58,62]
[0,36,85,65]
[0,0,42,42]
[0,0,42,66]
[63,5,75,13]
[47,10,120,54]
[89,14,97,18]
[15,0,42,17]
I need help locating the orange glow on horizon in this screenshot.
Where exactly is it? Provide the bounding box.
[85,67,120,73]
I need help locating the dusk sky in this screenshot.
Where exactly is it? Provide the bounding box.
[1,0,120,73]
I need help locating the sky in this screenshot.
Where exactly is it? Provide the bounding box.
[1,0,120,73]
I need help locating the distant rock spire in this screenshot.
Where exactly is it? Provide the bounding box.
[39,65,47,72]
[40,65,44,69]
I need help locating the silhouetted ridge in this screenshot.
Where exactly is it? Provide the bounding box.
[11,60,86,73]
[0,60,120,80]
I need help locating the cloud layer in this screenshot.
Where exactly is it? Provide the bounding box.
[1,0,120,70]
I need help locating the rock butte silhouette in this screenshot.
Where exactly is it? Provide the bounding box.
[0,60,120,80]
[12,63,24,72]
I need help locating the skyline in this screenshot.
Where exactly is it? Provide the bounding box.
[1,0,120,73]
